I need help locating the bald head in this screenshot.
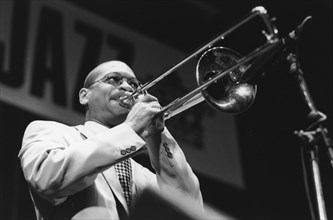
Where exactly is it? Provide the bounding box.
[83,60,135,88]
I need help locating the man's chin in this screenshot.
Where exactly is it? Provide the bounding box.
[114,106,130,119]
[110,99,130,111]
[119,105,131,114]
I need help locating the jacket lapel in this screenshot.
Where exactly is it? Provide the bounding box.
[102,167,130,213]
[74,124,130,214]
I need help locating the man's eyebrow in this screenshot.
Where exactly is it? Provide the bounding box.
[105,71,137,80]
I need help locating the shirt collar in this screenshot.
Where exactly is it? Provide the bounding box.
[84,120,109,135]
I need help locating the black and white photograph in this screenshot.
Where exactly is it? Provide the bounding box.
[1,0,332,219]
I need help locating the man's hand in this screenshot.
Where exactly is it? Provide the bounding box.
[124,94,164,139]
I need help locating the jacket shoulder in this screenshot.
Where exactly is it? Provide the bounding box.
[27,120,72,128]
[24,120,79,136]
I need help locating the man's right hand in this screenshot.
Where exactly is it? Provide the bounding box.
[124,94,164,139]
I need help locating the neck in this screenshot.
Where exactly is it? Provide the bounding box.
[85,115,119,129]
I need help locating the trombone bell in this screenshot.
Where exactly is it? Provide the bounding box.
[196,47,257,114]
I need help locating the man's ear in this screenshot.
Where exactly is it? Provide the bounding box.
[79,88,89,106]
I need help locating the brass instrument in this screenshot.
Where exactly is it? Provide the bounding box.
[119,6,287,119]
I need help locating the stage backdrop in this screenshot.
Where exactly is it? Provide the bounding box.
[1,1,332,220]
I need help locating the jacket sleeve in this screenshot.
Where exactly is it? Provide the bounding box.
[145,128,204,210]
[18,120,146,205]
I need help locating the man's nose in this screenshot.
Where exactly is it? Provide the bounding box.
[118,80,134,92]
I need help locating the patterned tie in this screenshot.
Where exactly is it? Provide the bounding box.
[114,159,132,209]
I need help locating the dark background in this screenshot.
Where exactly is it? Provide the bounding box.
[1,0,332,219]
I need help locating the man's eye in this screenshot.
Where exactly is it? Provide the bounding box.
[129,82,138,89]
[130,80,141,89]
[107,76,121,84]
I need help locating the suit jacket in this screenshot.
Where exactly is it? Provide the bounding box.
[18,120,164,220]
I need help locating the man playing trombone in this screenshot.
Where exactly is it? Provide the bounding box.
[18,60,203,220]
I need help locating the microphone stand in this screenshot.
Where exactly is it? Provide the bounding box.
[287,52,333,220]
[244,15,332,219]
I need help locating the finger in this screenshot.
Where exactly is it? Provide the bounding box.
[151,103,162,110]
[154,115,164,126]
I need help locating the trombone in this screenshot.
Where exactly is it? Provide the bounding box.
[118,6,290,119]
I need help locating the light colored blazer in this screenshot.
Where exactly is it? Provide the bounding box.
[19,120,162,220]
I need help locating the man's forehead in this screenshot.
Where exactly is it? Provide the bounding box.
[84,61,135,87]
[96,61,135,77]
